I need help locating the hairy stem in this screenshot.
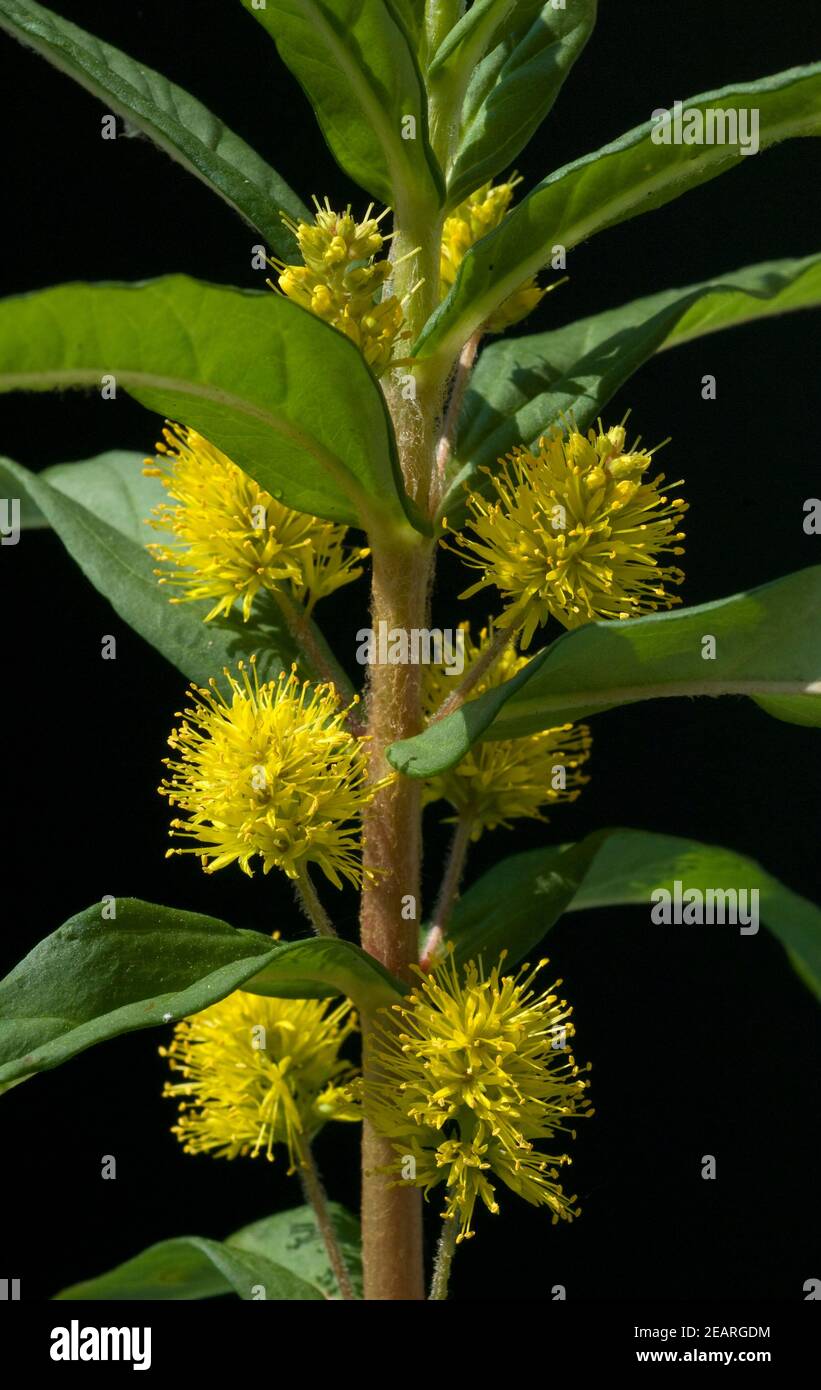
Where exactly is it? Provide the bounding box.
[420,813,474,970]
[429,1217,459,1300]
[299,1144,355,1301]
[359,542,431,1301]
[293,867,336,938]
[357,179,450,1299]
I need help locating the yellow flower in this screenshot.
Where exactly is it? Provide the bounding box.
[160,660,376,887]
[161,990,360,1172]
[145,424,367,622]
[275,199,404,375]
[453,421,687,646]
[440,177,547,331]
[422,623,591,837]
[366,954,592,1242]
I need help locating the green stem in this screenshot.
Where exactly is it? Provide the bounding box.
[299,1144,356,1301]
[429,1216,459,1300]
[293,867,336,938]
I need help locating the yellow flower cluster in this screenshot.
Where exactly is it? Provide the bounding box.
[160,660,376,887]
[367,955,592,1241]
[422,624,591,838]
[275,199,404,375]
[454,421,687,646]
[161,990,360,1172]
[440,178,546,330]
[145,424,367,622]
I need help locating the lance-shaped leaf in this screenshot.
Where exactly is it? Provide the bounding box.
[0,452,327,690]
[242,0,443,214]
[446,832,604,970]
[429,0,534,77]
[414,62,821,367]
[20,450,158,533]
[54,1238,323,1302]
[444,252,821,522]
[447,828,821,1000]
[0,276,426,539]
[54,1204,362,1301]
[432,0,597,205]
[388,567,821,777]
[0,899,404,1087]
[0,0,309,258]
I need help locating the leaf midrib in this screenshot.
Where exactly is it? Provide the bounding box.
[424,100,821,365]
[490,676,821,729]
[1,366,374,521]
[289,0,416,205]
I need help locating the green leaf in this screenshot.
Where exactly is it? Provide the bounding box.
[243,0,443,214]
[54,1237,323,1302]
[448,828,821,1000]
[244,935,404,1010]
[386,0,425,48]
[388,567,821,777]
[388,0,425,50]
[0,454,48,528]
[447,833,604,969]
[3,449,355,691]
[753,694,821,728]
[0,1076,29,1096]
[228,1204,362,1299]
[435,0,597,206]
[0,0,308,259]
[23,449,166,543]
[429,0,526,76]
[54,1203,361,1300]
[415,62,821,367]
[0,453,304,688]
[0,899,404,1087]
[445,252,821,522]
[0,276,426,540]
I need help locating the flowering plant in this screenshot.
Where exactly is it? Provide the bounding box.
[1,0,819,1304]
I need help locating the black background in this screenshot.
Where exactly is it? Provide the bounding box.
[1,0,820,1305]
